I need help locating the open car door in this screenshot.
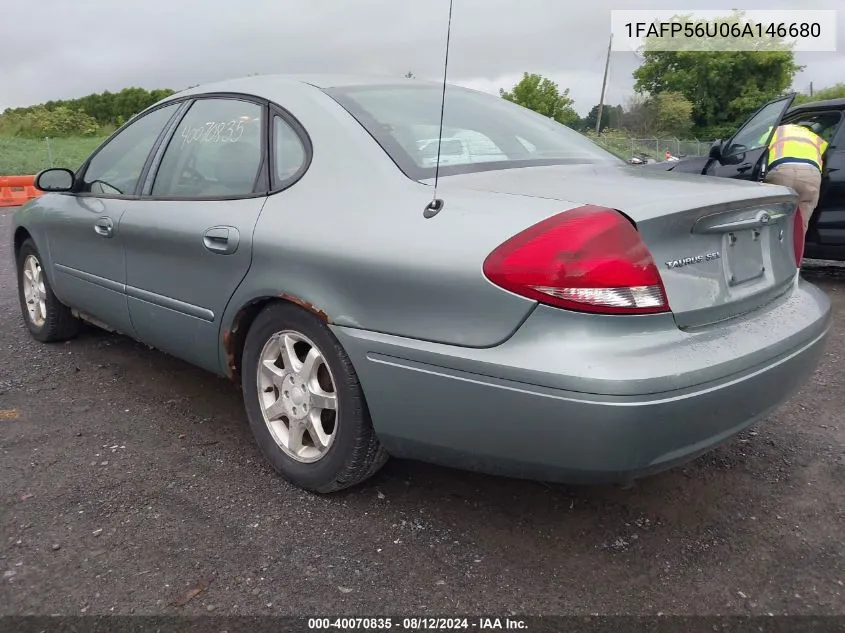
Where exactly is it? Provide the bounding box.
[704,93,796,181]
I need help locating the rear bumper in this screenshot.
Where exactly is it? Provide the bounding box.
[332,278,831,483]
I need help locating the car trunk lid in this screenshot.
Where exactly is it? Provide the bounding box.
[427,164,800,328]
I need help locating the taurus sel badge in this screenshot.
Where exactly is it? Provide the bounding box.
[665,252,722,270]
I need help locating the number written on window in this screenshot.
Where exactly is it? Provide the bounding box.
[180,119,247,147]
[152,99,263,198]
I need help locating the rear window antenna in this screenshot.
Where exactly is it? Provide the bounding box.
[423,0,454,219]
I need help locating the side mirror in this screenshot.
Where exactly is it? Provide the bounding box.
[720,145,746,166]
[708,140,723,160]
[35,168,75,192]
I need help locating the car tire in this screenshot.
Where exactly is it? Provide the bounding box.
[16,239,80,343]
[241,301,388,493]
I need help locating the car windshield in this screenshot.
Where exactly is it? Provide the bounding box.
[324,83,621,179]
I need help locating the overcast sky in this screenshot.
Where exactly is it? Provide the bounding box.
[2,0,842,115]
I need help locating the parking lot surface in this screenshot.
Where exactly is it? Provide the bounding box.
[2,206,844,616]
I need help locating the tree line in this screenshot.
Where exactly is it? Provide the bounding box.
[0,87,176,138]
[502,12,845,140]
[499,73,701,139]
[502,72,845,143]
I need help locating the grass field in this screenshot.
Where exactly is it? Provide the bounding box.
[0,136,106,176]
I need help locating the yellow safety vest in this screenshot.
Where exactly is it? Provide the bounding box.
[767,124,828,171]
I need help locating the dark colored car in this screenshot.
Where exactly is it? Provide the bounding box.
[646,94,845,261]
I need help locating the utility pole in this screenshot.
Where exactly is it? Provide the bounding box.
[810,81,814,97]
[595,33,613,135]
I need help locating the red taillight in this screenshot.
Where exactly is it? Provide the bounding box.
[793,206,805,266]
[482,205,669,315]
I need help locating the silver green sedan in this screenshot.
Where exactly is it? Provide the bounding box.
[12,75,831,493]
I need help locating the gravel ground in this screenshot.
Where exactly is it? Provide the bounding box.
[1,206,844,617]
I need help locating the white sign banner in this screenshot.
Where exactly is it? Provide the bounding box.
[610,10,838,52]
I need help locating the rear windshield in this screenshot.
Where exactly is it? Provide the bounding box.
[324,84,621,179]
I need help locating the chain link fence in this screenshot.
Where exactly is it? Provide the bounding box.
[588,133,714,162]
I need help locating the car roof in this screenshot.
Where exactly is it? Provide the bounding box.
[788,97,845,112]
[167,73,445,101]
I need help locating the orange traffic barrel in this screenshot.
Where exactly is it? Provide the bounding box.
[0,175,43,208]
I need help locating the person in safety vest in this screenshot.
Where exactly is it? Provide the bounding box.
[761,123,828,236]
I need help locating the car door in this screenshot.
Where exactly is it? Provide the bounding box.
[797,110,845,258]
[46,102,182,335]
[118,96,273,373]
[704,94,795,181]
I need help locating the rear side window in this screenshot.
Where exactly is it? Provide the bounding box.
[81,103,179,196]
[273,115,307,186]
[151,98,263,198]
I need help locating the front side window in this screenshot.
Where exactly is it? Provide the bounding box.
[81,103,179,195]
[324,84,619,178]
[151,98,263,198]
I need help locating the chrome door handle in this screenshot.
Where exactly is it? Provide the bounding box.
[94,217,114,238]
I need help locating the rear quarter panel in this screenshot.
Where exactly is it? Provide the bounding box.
[220,87,569,366]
